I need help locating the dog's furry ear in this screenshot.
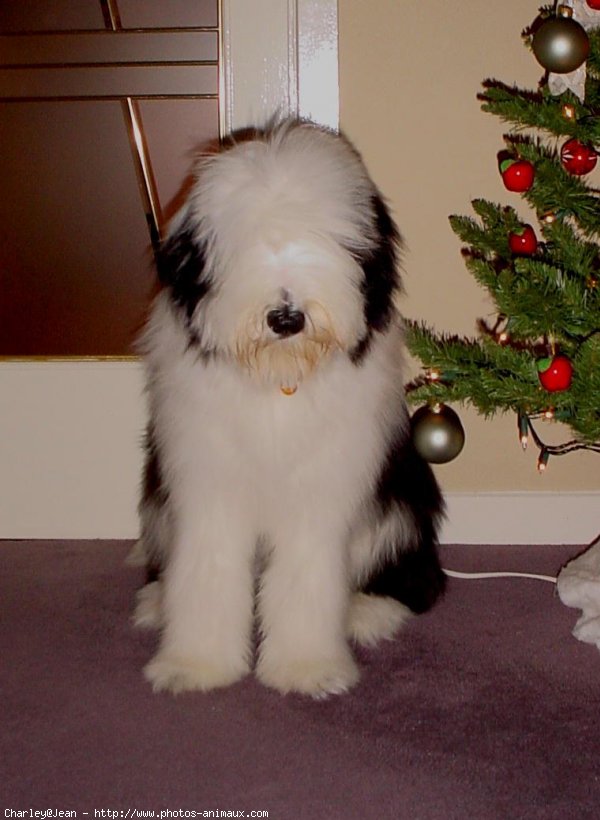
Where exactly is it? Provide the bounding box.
[361,193,402,332]
[350,193,402,363]
[156,209,212,320]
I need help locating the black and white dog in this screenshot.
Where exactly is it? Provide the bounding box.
[133,119,445,697]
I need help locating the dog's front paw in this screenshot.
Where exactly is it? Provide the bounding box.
[144,652,249,694]
[256,653,360,698]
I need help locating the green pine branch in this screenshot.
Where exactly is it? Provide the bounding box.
[587,27,600,80]
[480,82,600,143]
[507,138,600,238]
[498,258,597,340]
[541,218,600,280]
[449,200,522,254]
[447,200,600,344]
[405,321,600,443]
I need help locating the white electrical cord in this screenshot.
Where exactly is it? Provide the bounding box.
[443,568,557,584]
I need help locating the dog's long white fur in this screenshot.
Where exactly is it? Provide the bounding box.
[135,121,434,698]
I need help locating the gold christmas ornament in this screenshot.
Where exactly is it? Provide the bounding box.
[411,403,465,464]
[532,8,590,74]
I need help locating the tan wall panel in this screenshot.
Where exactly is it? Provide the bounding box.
[0,0,105,32]
[0,101,154,356]
[0,65,218,99]
[118,0,218,29]
[0,31,218,64]
[138,98,219,222]
[0,0,219,33]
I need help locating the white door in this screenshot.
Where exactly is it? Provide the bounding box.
[0,0,339,538]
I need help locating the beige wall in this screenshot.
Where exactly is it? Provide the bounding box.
[339,0,599,494]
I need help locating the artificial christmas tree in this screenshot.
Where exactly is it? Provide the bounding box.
[406,0,600,471]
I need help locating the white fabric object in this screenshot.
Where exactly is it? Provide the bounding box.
[569,0,600,30]
[557,539,600,650]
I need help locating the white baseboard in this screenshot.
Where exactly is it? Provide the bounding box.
[441,492,600,545]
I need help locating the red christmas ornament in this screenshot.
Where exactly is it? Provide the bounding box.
[537,354,573,392]
[509,224,538,255]
[560,138,598,175]
[585,1,600,10]
[500,158,535,192]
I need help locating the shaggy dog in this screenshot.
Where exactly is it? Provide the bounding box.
[133,119,446,697]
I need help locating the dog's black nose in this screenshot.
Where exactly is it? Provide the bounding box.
[266,307,306,337]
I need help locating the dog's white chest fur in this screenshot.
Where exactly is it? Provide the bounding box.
[150,297,405,538]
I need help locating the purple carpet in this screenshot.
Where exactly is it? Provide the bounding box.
[1,540,599,819]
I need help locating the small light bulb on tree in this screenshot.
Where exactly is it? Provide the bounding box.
[537,449,550,473]
[518,414,529,450]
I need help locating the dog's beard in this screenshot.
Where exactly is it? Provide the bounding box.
[234,301,343,391]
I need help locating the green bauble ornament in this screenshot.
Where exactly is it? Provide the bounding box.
[411,403,465,464]
[532,13,589,74]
